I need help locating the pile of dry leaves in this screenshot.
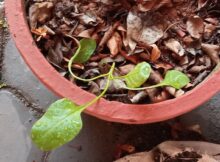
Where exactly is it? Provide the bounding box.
[26,0,220,104]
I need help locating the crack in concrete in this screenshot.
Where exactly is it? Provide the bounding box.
[0,85,44,115]
[0,3,44,116]
[0,2,8,78]
[0,3,50,161]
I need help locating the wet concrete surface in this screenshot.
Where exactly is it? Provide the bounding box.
[1,1,220,162]
[0,90,43,162]
[180,93,220,142]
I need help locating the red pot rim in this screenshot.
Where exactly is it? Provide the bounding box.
[5,0,220,124]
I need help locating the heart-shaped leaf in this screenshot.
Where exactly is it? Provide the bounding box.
[125,62,151,88]
[31,98,84,151]
[73,38,97,63]
[162,70,190,89]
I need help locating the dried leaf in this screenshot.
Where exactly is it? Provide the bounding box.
[29,2,54,29]
[137,0,173,12]
[140,26,163,45]
[126,11,141,51]
[119,64,135,75]
[99,78,126,93]
[130,91,148,103]
[107,32,122,56]
[164,39,185,57]
[150,44,161,62]
[201,43,220,64]
[127,11,163,49]
[31,27,48,37]
[198,0,209,10]
[137,1,156,12]
[78,13,97,26]
[47,47,63,67]
[186,16,204,39]
[120,50,139,64]
[78,29,94,38]
[204,23,216,39]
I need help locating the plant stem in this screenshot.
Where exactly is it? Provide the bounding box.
[111,75,127,80]
[80,63,115,111]
[68,46,109,82]
[124,82,167,91]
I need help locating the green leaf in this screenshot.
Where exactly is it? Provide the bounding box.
[162,70,190,89]
[73,38,97,63]
[125,62,151,88]
[31,98,84,151]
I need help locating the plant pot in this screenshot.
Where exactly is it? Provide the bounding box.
[5,0,220,124]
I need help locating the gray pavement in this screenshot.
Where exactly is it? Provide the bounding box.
[1,2,220,162]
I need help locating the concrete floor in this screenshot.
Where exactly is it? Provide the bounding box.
[1,2,220,162]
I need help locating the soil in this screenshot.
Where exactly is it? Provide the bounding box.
[26,0,220,104]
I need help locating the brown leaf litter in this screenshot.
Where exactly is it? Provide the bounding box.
[26,0,220,104]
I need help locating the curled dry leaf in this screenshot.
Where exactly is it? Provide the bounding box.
[188,56,211,74]
[130,91,148,103]
[99,21,121,50]
[31,27,48,38]
[107,32,122,56]
[201,43,220,64]
[150,44,161,62]
[188,65,207,73]
[186,16,204,39]
[120,50,139,64]
[78,13,98,26]
[164,39,185,57]
[29,2,54,29]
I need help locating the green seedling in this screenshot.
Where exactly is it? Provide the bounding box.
[124,70,190,91]
[32,38,190,151]
[32,62,115,151]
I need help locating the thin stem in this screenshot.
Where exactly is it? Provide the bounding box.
[124,82,167,91]
[163,21,180,34]
[80,63,115,111]
[68,50,109,82]
[111,75,127,80]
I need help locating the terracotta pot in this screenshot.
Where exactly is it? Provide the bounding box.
[5,0,220,124]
